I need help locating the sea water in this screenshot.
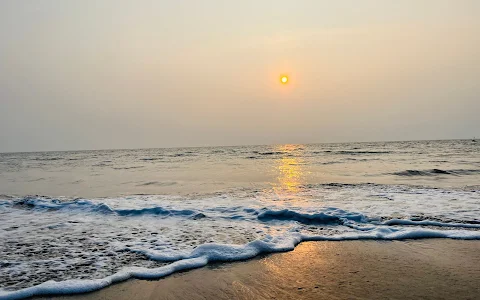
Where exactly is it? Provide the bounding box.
[0,140,479,299]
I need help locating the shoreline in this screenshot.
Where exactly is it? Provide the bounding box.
[34,239,480,300]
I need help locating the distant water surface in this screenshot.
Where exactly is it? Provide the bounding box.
[1,140,479,197]
[0,140,479,299]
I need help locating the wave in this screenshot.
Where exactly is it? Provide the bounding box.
[92,162,112,167]
[136,181,177,187]
[337,150,391,154]
[258,151,283,155]
[112,166,144,170]
[12,198,116,214]
[168,153,196,157]
[316,150,391,155]
[115,207,197,217]
[9,198,199,218]
[2,191,480,299]
[392,169,480,177]
[382,219,480,228]
[257,208,367,225]
[6,197,479,229]
[33,157,63,161]
[1,227,479,300]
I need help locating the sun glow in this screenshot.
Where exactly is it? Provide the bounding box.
[280,76,288,84]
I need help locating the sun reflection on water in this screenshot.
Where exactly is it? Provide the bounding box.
[272,145,307,196]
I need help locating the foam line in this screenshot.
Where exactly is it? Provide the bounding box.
[383,219,480,228]
[1,229,480,300]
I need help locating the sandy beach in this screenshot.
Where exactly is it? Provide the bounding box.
[37,239,480,300]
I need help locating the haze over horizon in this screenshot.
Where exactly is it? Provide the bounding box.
[1,0,479,152]
[0,137,476,154]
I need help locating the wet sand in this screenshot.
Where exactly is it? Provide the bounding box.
[40,239,480,300]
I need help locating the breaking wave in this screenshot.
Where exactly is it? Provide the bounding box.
[1,182,480,300]
[392,169,480,177]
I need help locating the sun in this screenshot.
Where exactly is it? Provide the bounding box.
[280,75,288,84]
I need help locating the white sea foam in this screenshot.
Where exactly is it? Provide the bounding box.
[1,227,479,300]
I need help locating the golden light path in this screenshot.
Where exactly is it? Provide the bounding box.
[272,144,306,196]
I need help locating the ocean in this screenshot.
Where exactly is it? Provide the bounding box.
[0,139,479,299]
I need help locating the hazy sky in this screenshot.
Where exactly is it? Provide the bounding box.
[1,0,479,152]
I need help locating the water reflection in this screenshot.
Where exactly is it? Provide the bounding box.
[272,145,307,196]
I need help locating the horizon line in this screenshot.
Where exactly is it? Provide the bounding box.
[0,137,475,154]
